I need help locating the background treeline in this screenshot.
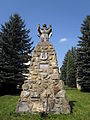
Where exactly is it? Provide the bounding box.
[60,47,77,87]
[0,14,34,94]
[0,13,90,94]
[61,16,90,91]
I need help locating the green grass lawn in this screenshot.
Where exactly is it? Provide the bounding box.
[0,88,90,120]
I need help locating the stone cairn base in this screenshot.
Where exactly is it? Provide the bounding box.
[16,41,71,114]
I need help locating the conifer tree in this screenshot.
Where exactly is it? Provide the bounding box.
[61,47,77,87]
[0,14,34,91]
[60,52,68,85]
[77,16,90,90]
[0,37,3,87]
[66,47,76,87]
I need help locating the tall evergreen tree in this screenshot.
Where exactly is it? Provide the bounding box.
[0,14,34,92]
[0,37,3,87]
[66,47,77,87]
[61,47,77,87]
[60,52,68,85]
[77,16,90,90]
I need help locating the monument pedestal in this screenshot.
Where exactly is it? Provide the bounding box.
[16,25,71,114]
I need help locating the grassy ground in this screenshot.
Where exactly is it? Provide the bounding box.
[0,88,90,120]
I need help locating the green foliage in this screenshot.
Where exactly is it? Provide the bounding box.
[61,47,77,87]
[0,89,90,120]
[77,16,90,90]
[66,47,77,87]
[60,52,68,85]
[0,37,2,83]
[0,14,34,90]
[0,37,5,87]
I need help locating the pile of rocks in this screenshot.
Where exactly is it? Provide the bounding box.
[16,41,71,114]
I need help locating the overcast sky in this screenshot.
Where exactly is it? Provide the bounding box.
[0,0,90,67]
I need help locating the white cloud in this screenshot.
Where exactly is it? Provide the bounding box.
[60,37,67,43]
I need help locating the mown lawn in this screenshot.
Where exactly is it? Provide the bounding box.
[0,88,90,120]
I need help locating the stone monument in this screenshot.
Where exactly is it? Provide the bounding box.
[16,24,71,114]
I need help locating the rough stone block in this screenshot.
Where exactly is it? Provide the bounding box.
[21,91,30,98]
[55,90,66,98]
[54,84,61,95]
[32,102,44,113]
[31,91,40,98]
[51,74,59,80]
[22,83,29,91]
[16,101,30,113]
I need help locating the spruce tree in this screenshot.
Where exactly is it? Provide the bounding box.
[60,52,68,85]
[61,47,77,87]
[66,47,76,87]
[0,36,3,87]
[77,16,90,90]
[0,14,34,92]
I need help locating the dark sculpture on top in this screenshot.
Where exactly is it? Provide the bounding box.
[38,24,52,42]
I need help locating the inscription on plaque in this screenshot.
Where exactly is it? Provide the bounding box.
[40,63,48,70]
